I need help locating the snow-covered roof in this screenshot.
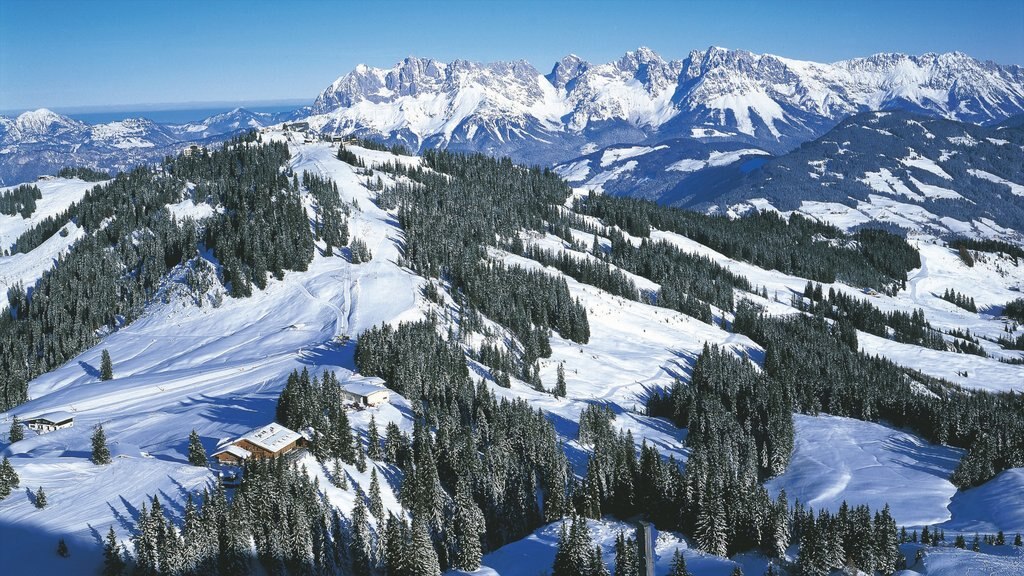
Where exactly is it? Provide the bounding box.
[237,423,301,453]
[27,411,74,424]
[340,376,390,398]
[213,445,251,459]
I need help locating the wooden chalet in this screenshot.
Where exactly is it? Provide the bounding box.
[212,422,305,466]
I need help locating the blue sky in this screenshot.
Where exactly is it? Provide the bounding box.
[1,0,1022,111]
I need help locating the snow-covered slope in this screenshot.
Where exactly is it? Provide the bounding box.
[710,111,1024,241]
[2,135,1023,574]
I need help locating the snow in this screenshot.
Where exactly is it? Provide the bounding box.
[703,88,788,137]
[861,168,924,201]
[914,544,1024,575]
[666,149,768,172]
[450,518,745,576]
[900,150,953,180]
[235,422,302,453]
[599,145,666,167]
[690,127,734,138]
[166,198,216,221]
[968,168,1024,196]
[554,159,591,182]
[908,176,965,200]
[0,177,99,250]
[0,221,85,303]
[766,415,961,527]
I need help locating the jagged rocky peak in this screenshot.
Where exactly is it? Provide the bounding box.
[547,54,590,91]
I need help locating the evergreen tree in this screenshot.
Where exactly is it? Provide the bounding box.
[100,349,114,380]
[0,456,19,500]
[92,424,111,465]
[57,538,69,557]
[9,415,24,442]
[614,531,639,576]
[103,526,126,576]
[1014,533,1022,547]
[593,545,610,576]
[35,485,47,508]
[972,533,980,552]
[554,362,567,397]
[668,549,690,576]
[408,515,441,576]
[367,415,382,460]
[369,468,384,519]
[383,515,407,576]
[187,429,207,466]
[350,496,373,576]
[955,534,966,549]
[452,477,485,571]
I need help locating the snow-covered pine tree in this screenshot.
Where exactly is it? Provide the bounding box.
[0,456,19,499]
[613,530,638,576]
[100,349,113,380]
[91,424,111,465]
[187,429,207,466]
[451,477,484,571]
[350,495,373,576]
[102,526,125,576]
[8,415,23,442]
[367,415,382,460]
[408,515,441,576]
[554,362,567,397]
[668,548,690,576]
[369,468,384,519]
[34,485,47,508]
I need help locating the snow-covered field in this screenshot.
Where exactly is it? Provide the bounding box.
[2,135,1023,574]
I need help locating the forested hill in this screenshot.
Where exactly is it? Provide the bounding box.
[699,111,1024,240]
[1,131,1023,575]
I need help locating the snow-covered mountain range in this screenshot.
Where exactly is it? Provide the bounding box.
[307,47,1024,163]
[0,107,297,185]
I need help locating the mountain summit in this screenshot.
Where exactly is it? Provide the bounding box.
[305,47,1024,162]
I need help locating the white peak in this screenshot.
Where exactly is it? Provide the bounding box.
[15,108,77,133]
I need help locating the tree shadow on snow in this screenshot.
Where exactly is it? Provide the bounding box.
[79,360,101,379]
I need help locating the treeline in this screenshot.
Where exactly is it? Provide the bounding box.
[940,288,977,312]
[276,369,356,462]
[574,192,919,293]
[732,300,1024,488]
[0,184,41,218]
[949,237,1024,264]
[797,282,946,349]
[56,166,112,181]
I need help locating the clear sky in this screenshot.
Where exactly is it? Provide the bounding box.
[2,0,1022,112]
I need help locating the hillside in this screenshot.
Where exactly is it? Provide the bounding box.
[701,111,1024,241]
[1,132,1023,575]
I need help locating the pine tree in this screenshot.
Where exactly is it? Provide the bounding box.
[367,415,382,460]
[92,424,111,465]
[452,477,484,571]
[972,533,981,552]
[8,415,24,442]
[187,429,207,466]
[730,567,743,576]
[103,526,126,576]
[409,515,440,576]
[668,549,690,576]
[0,456,19,500]
[35,485,47,508]
[554,362,567,397]
[100,349,114,380]
[955,534,966,549]
[350,496,373,576]
[356,443,368,473]
[331,458,348,489]
[614,531,639,576]
[57,538,69,557]
[1014,533,1022,547]
[593,545,610,576]
[369,468,384,519]
[383,515,407,576]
